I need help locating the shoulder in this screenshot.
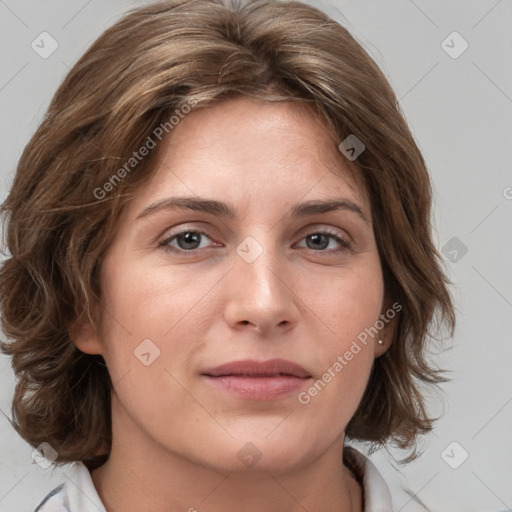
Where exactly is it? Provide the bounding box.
[344,445,393,512]
[33,462,106,512]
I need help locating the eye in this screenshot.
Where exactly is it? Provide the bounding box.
[159,230,216,253]
[158,228,352,255]
[295,230,352,253]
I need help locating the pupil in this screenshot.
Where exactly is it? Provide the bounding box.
[308,233,328,250]
[179,232,200,250]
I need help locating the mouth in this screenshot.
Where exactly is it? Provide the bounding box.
[202,358,311,378]
[201,359,312,401]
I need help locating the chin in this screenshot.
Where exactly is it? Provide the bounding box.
[198,431,323,475]
[201,447,308,475]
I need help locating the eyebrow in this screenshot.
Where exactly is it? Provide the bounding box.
[136,196,369,223]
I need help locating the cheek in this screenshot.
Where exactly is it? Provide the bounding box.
[297,276,380,433]
[95,259,203,423]
[301,259,383,395]
[307,259,384,349]
[96,254,226,386]
[100,255,214,336]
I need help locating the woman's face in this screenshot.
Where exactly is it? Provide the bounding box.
[76,97,389,473]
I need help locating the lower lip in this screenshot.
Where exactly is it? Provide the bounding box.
[203,375,310,400]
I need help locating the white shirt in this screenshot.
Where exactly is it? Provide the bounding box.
[33,446,392,512]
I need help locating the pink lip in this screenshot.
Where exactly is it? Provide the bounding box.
[202,359,311,401]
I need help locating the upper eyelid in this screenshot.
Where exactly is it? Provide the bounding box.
[161,223,350,238]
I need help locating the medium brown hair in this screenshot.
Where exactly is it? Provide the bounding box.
[0,0,455,469]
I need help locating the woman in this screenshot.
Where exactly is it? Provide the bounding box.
[0,0,455,511]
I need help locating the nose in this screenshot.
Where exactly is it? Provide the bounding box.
[223,239,300,337]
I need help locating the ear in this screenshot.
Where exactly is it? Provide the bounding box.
[373,297,399,358]
[68,306,104,355]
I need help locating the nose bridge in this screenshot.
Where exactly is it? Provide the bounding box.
[224,231,298,333]
[234,232,284,299]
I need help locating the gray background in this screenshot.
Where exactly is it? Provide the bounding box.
[1,1,511,511]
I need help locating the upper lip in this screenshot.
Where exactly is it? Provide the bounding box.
[202,358,311,378]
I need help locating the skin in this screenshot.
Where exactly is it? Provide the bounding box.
[72,97,393,512]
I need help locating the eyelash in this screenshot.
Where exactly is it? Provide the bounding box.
[158,228,352,256]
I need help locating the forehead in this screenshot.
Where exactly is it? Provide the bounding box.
[126,97,370,219]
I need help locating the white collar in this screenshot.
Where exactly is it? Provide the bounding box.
[34,446,392,512]
[344,445,393,511]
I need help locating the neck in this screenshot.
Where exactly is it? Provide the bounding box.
[91,405,363,512]
[92,447,362,512]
